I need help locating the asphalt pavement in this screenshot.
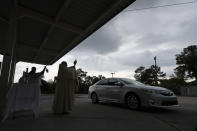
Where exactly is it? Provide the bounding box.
[0,94,197,131]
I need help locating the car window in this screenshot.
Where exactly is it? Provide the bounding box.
[108,78,119,86]
[119,78,144,86]
[97,79,108,85]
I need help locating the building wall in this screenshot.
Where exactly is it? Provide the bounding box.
[181,86,197,97]
[187,86,197,97]
[180,86,188,96]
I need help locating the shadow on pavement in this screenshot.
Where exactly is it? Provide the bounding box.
[97,101,180,114]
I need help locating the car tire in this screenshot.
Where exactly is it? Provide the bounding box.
[126,93,140,110]
[91,93,99,104]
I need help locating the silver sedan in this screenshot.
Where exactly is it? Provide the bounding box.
[88,78,178,110]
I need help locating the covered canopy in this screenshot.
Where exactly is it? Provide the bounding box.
[0,0,135,65]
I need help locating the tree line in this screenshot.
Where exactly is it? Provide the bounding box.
[134,45,197,94]
[41,68,105,94]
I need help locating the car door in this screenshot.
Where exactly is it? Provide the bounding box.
[106,78,122,101]
[95,79,109,99]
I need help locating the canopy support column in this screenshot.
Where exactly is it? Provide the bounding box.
[0,0,17,119]
[8,58,17,88]
[0,56,12,119]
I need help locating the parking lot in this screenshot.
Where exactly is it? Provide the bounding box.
[0,94,197,131]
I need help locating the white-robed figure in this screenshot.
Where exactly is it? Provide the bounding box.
[2,66,47,121]
[28,66,47,83]
[53,61,78,114]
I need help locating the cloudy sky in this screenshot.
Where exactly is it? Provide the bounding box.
[1,0,197,82]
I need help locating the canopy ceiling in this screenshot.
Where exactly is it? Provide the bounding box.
[0,0,135,65]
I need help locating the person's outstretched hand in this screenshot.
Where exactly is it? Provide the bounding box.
[45,66,49,73]
[74,60,77,66]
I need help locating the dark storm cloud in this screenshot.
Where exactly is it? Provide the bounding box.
[135,14,197,49]
[128,0,159,9]
[73,22,122,55]
[136,33,171,49]
[175,15,197,44]
[71,0,197,55]
[110,48,180,70]
[118,0,197,51]
[68,48,179,73]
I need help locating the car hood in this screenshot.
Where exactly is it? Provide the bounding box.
[143,85,168,91]
[127,84,168,91]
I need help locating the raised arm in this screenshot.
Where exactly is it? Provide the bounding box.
[40,66,47,75]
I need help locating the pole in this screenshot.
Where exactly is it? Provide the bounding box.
[111,72,115,78]
[153,56,157,85]
[154,56,157,67]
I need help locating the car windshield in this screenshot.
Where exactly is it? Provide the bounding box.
[120,78,145,86]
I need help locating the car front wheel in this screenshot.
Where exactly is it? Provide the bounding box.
[91,93,99,104]
[126,94,140,110]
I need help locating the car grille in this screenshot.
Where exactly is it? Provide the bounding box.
[162,101,178,106]
[160,91,173,96]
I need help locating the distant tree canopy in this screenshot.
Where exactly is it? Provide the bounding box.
[134,65,166,86]
[175,45,197,80]
[41,68,105,94]
[160,74,186,95]
[76,68,105,93]
[41,79,56,94]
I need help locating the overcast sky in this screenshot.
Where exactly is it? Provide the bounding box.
[1,0,197,82]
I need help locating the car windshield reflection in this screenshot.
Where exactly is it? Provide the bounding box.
[120,78,145,86]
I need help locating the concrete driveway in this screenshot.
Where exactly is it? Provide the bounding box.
[0,94,197,131]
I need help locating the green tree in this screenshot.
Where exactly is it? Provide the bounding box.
[134,65,166,86]
[134,66,145,82]
[174,66,185,80]
[77,68,87,84]
[160,74,186,94]
[150,65,166,85]
[76,68,105,93]
[175,45,197,80]
[92,75,106,84]
[40,79,56,94]
[76,68,88,93]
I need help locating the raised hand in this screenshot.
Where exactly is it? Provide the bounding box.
[74,60,77,66]
[45,66,49,73]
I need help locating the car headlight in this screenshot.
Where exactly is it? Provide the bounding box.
[160,90,174,96]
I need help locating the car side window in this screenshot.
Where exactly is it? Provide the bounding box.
[97,79,108,86]
[108,78,119,86]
